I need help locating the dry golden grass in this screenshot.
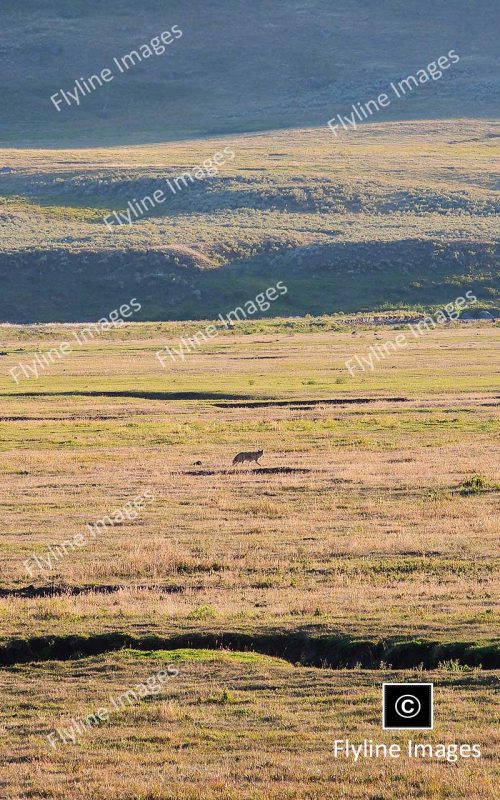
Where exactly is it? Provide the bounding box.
[0,319,498,799]
[0,650,498,800]
[0,320,498,642]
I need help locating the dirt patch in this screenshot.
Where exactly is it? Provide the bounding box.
[182,467,312,476]
[182,469,221,476]
[253,467,311,475]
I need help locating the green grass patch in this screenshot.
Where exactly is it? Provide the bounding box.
[127,647,289,667]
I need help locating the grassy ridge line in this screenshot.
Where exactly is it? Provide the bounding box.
[1,121,498,321]
[1,630,498,669]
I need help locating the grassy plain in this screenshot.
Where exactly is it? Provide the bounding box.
[0,317,499,798]
[0,318,498,643]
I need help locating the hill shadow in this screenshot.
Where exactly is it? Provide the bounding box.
[1,239,497,322]
[1,390,253,402]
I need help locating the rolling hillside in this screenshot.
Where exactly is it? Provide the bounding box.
[0,120,498,322]
[0,1,498,322]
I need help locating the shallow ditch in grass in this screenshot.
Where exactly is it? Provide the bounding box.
[0,630,497,669]
[1,390,251,401]
[0,583,193,599]
[213,397,408,408]
[182,466,312,476]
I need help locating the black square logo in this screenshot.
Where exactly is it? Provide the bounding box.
[382,683,433,730]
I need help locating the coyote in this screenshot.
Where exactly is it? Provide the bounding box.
[232,449,263,465]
